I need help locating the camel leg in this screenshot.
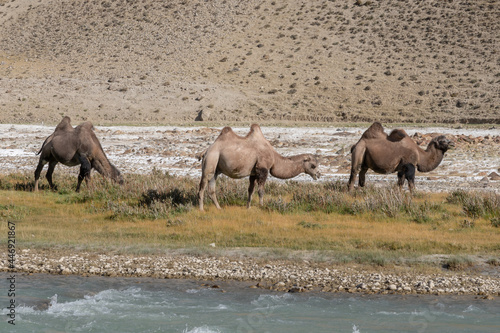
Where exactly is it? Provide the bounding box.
[256,168,269,206]
[348,142,365,191]
[347,169,358,191]
[358,166,368,187]
[198,175,209,211]
[46,161,58,190]
[207,172,221,210]
[397,164,416,193]
[405,164,416,193]
[397,168,405,190]
[198,168,219,211]
[76,155,92,192]
[198,176,208,211]
[34,159,47,192]
[198,154,220,211]
[247,175,257,209]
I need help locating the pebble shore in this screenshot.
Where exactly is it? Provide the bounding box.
[2,249,499,297]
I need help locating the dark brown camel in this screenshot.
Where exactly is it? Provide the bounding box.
[348,122,453,192]
[34,116,123,192]
[198,124,321,210]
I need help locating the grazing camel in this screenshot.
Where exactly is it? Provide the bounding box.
[34,116,124,192]
[198,124,321,210]
[348,122,453,192]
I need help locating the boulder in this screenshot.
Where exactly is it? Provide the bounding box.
[195,109,211,121]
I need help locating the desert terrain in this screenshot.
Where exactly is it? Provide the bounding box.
[0,0,499,125]
[1,0,499,298]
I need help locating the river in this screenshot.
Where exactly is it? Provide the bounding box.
[1,273,499,332]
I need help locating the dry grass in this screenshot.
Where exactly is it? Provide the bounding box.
[1,172,499,266]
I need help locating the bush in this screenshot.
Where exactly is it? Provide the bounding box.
[297,221,324,229]
[446,189,469,204]
[460,219,475,229]
[444,255,474,271]
[447,190,500,220]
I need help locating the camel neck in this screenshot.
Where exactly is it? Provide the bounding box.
[270,152,305,179]
[417,144,445,172]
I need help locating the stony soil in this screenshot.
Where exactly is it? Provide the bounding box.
[2,249,499,296]
[1,123,499,193]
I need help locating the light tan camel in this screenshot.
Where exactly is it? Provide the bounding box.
[34,116,123,192]
[348,122,453,192]
[198,124,321,210]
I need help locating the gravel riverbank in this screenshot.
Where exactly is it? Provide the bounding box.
[2,249,499,297]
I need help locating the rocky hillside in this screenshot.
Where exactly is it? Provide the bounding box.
[0,0,498,125]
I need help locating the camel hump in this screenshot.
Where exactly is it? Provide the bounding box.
[249,123,262,134]
[217,126,234,138]
[387,129,408,142]
[361,122,386,140]
[54,116,73,132]
[78,121,95,131]
[246,123,265,139]
[213,127,238,142]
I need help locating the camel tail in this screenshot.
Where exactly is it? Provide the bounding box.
[36,133,54,155]
[196,148,208,161]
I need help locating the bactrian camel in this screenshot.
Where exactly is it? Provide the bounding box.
[198,124,321,210]
[34,116,124,192]
[348,122,453,192]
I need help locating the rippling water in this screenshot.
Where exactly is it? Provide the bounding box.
[1,273,498,332]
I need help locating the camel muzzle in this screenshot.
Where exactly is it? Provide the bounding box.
[311,172,321,180]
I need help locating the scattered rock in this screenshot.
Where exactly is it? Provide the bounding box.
[488,172,500,180]
[195,110,211,121]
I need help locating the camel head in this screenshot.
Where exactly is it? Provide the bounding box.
[302,154,321,180]
[110,164,124,185]
[429,135,454,153]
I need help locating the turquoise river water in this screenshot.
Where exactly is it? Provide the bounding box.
[1,273,499,332]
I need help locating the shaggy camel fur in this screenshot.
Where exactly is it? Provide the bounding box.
[198,124,321,210]
[34,116,123,192]
[348,122,453,192]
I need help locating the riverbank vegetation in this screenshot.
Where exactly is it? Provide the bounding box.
[1,171,499,267]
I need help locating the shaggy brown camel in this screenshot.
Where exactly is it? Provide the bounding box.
[34,116,124,192]
[198,124,321,210]
[348,122,453,192]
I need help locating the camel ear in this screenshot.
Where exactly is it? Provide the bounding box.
[303,156,311,162]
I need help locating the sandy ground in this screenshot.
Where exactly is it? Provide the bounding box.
[1,123,499,193]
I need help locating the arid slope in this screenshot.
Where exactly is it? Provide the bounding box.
[0,0,498,125]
